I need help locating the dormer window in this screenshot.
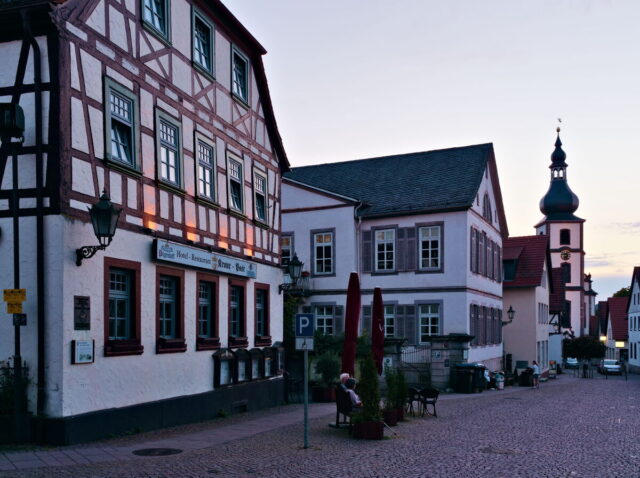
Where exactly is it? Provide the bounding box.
[503,259,517,281]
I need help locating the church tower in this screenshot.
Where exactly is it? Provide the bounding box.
[536,128,586,336]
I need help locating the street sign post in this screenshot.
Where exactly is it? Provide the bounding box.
[295,313,315,449]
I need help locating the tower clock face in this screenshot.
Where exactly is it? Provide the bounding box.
[560,249,571,261]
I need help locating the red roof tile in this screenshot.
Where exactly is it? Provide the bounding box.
[608,296,629,341]
[503,235,550,288]
[549,267,566,314]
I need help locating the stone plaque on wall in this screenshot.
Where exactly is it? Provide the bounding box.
[74,296,90,330]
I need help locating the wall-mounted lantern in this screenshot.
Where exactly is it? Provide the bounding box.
[278,253,303,294]
[76,190,122,266]
[501,305,516,326]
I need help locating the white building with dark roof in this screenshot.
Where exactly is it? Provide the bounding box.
[282,144,508,389]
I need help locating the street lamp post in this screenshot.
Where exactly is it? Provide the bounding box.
[278,253,303,294]
[502,305,516,326]
[76,190,122,266]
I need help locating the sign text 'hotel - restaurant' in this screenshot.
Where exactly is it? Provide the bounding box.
[155,240,257,279]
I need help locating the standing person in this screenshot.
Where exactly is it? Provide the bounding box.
[532,361,540,389]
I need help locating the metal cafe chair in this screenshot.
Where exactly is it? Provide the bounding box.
[419,388,440,417]
[405,386,422,417]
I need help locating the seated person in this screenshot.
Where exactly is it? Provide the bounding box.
[345,378,362,407]
[339,373,350,391]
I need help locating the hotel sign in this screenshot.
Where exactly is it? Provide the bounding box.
[155,240,257,279]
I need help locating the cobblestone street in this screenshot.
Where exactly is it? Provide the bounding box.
[1,374,638,478]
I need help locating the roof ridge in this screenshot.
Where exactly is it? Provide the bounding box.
[288,143,494,171]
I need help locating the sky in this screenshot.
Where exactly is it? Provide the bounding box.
[223,0,640,300]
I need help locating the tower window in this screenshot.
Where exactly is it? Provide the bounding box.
[560,229,570,245]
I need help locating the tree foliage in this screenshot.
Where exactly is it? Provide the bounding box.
[563,336,606,360]
[613,287,631,297]
[353,353,381,423]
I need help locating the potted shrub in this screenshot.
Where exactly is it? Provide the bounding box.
[352,353,384,439]
[395,369,408,421]
[382,367,398,426]
[312,352,340,402]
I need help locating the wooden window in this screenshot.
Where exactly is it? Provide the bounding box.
[227,154,244,213]
[313,230,334,275]
[384,304,395,337]
[281,234,293,265]
[231,47,249,103]
[255,284,271,346]
[561,262,571,284]
[560,229,571,245]
[196,273,219,351]
[315,305,334,335]
[419,303,440,343]
[104,258,143,356]
[192,10,214,74]
[156,267,186,353]
[419,225,441,271]
[253,170,268,223]
[196,138,216,202]
[375,229,395,272]
[155,110,182,188]
[229,280,248,348]
[482,193,492,223]
[142,0,170,40]
[104,78,139,170]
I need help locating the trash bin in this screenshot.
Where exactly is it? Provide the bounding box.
[519,367,533,387]
[454,364,486,393]
[494,372,505,390]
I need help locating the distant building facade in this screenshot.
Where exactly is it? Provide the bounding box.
[627,267,640,373]
[282,144,509,388]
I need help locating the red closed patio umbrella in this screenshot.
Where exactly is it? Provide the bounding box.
[341,272,361,377]
[371,287,385,375]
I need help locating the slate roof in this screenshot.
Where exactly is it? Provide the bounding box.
[502,235,550,288]
[284,144,506,231]
[608,296,629,341]
[549,267,566,315]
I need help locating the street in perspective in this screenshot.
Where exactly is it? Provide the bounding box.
[0,1,639,477]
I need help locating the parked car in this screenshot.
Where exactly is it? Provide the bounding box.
[598,359,621,375]
[565,357,579,369]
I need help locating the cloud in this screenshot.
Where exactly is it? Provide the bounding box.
[606,222,640,234]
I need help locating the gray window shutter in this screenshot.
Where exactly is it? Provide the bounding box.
[479,307,485,345]
[393,305,404,339]
[486,237,492,279]
[302,305,312,314]
[362,305,372,337]
[469,304,476,344]
[405,227,417,271]
[362,230,372,273]
[334,305,344,335]
[396,228,406,272]
[485,308,492,344]
[497,246,502,283]
[470,227,476,273]
[498,310,502,343]
[478,233,485,276]
[405,305,416,345]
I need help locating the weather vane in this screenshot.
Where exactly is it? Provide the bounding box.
[557,117,562,133]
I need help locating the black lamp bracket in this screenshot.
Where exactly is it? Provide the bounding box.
[76,244,106,266]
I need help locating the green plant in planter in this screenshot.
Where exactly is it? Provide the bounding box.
[395,369,408,411]
[383,366,397,411]
[352,353,381,423]
[314,352,340,388]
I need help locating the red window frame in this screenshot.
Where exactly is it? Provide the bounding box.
[254,283,271,347]
[228,279,248,348]
[103,257,144,357]
[196,272,220,351]
[156,265,187,353]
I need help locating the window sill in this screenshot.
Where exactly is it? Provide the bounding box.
[311,273,336,278]
[253,219,270,230]
[195,196,220,209]
[196,336,221,351]
[227,208,247,221]
[229,336,248,348]
[105,340,144,357]
[157,180,186,197]
[231,93,250,109]
[255,336,272,347]
[371,270,398,276]
[141,21,172,48]
[192,62,216,82]
[156,337,187,354]
[416,269,444,274]
[103,158,143,180]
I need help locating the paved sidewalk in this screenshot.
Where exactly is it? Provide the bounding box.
[0,376,564,473]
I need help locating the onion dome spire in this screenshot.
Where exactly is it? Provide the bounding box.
[539,126,580,220]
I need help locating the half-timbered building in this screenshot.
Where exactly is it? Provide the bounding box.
[0,0,289,444]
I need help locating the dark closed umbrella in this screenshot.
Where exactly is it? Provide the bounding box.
[371,287,385,375]
[341,272,361,376]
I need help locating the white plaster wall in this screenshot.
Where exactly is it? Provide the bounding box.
[282,182,348,209]
[55,220,283,417]
[629,279,640,369]
[503,289,537,368]
[0,215,65,416]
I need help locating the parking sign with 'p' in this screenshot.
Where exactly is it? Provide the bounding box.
[295,313,314,337]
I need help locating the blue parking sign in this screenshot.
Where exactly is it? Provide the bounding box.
[296,313,315,337]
